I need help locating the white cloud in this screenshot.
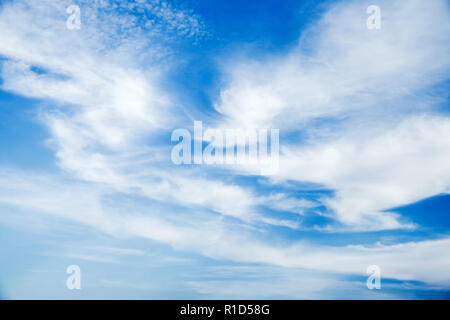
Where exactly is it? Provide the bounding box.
[0,0,265,223]
[1,169,450,286]
[215,0,450,129]
[277,115,450,230]
[215,0,450,230]
[186,265,400,299]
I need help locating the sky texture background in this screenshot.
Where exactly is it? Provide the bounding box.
[0,0,449,299]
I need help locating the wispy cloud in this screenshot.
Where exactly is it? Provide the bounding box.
[214,0,450,231]
[0,0,449,297]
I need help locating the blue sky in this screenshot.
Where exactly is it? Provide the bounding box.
[0,0,449,299]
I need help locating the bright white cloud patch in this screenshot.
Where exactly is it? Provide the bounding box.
[216,0,450,230]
